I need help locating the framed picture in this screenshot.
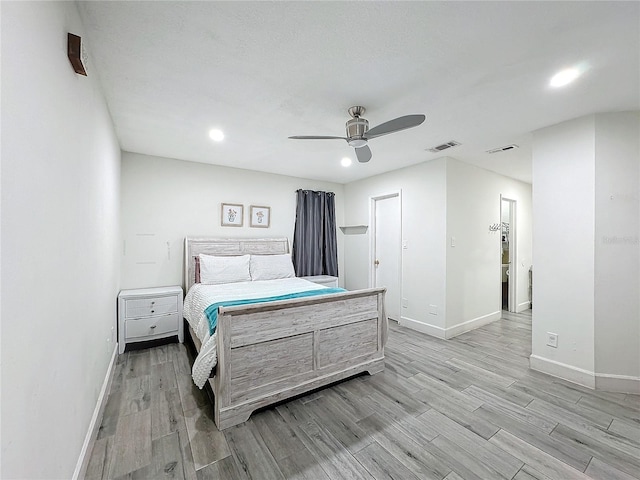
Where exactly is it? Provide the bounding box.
[221,203,243,227]
[250,205,270,228]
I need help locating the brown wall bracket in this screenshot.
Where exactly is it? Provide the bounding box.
[67,33,87,76]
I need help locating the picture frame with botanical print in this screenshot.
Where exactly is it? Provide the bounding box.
[221,203,243,227]
[250,205,270,228]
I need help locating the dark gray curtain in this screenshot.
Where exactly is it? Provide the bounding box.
[292,189,338,277]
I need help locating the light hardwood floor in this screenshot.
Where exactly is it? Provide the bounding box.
[86,310,640,480]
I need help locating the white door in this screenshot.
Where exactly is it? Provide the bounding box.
[373,194,401,320]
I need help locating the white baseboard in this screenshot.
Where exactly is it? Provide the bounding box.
[529,354,596,389]
[73,343,119,480]
[445,311,501,339]
[595,373,640,394]
[399,311,501,340]
[516,301,531,312]
[399,316,446,339]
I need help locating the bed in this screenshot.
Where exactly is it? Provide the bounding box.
[183,237,387,430]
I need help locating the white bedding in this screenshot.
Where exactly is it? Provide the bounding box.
[184,277,329,388]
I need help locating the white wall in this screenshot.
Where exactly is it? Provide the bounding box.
[532,115,597,385]
[1,3,121,478]
[120,152,344,290]
[343,157,533,339]
[532,111,640,392]
[446,158,533,334]
[594,112,640,384]
[343,158,448,334]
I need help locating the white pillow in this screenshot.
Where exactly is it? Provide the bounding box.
[250,254,296,281]
[198,254,251,285]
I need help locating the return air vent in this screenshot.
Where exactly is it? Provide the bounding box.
[487,144,519,154]
[427,140,461,153]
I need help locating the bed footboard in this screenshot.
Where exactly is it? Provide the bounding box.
[212,288,386,429]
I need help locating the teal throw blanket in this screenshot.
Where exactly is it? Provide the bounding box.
[204,287,346,335]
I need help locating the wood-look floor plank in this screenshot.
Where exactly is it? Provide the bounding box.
[407,372,484,412]
[275,444,332,480]
[125,350,151,379]
[120,375,151,416]
[118,431,184,480]
[304,395,374,455]
[549,423,640,479]
[151,361,179,391]
[150,344,171,365]
[109,409,152,478]
[512,464,553,480]
[356,414,452,480]
[85,436,114,480]
[464,385,558,433]
[489,430,592,480]
[577,394,640,425]
[418,409,523,479]
[177,427,198,480]
[512,380,614,428]
[584,456,639,480]
[176,373,209,413]
[223,420,285,480]
[608,418,640,444]
[323,385,375,422]
[183,405,230,470]
[428,434,506,480]
[354,441,422,480]
[251,409,306,461]
[195,456,248,480]
[152,388,186,440]
[295,420,375,480]
[97,389,123,440]
[475,404,592,471]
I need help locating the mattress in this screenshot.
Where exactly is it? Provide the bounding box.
[184,277,329,388]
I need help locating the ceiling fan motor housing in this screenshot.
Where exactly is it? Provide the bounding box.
[346,117,369,147]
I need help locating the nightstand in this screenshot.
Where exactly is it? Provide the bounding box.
[117,286,183,354]
[301,275,339,288]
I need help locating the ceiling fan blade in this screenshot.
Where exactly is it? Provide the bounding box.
[365,114,426,139]
[355,145,372,163]
[288,135,347,141]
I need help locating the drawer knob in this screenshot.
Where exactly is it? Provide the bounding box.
[151,301,155,305]
[151,310,155,313]
[150,325,156,329]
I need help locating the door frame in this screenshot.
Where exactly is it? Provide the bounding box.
[500,196,517,312]
[369,191,402,298]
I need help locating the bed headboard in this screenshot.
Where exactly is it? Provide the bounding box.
[184,237,290,291]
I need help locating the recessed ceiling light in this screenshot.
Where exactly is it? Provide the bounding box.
[341,157,352,167]
[549,68,581,88]
[209,129,224,142]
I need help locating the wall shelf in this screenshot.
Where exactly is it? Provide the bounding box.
[339,225,368,235]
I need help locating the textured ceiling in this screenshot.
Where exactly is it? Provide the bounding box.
[78,1,639,185]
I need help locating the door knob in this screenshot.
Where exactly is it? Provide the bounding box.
[374,260,380,266]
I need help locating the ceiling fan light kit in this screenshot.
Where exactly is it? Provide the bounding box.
[289,106,426,163]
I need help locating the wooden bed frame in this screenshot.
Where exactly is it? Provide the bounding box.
[183,237,387,429]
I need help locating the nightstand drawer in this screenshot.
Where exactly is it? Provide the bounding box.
[126,313,179,339]
[125,295,178,319]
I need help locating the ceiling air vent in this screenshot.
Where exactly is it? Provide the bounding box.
[427,140,461,153]
[486,144,519,154]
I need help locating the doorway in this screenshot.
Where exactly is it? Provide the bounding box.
[371,192,401,321]
[501,197,517,312]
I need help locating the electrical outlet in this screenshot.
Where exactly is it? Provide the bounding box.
[429,304,438,315]
[546,332,558,348]
[402,298,408,308]
[402,240,408,249]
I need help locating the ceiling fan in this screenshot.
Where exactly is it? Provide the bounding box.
[288,106,426,163]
